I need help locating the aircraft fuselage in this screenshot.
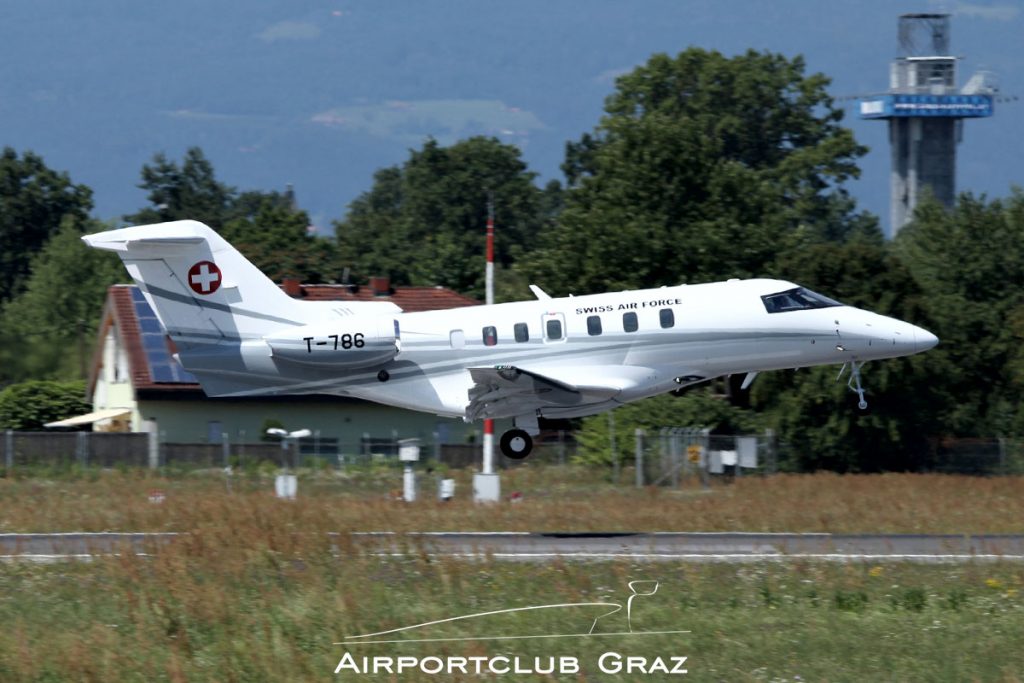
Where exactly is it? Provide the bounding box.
[214,278,935,420]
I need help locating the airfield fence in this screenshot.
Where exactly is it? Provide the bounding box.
[0,430,577,473]
[2,430,1023,477]
[622,429,1024,485]
[626,429,778,488]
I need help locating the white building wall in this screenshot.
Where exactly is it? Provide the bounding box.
[91,324,138,431]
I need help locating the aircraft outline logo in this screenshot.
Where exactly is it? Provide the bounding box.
[336,580,689,646]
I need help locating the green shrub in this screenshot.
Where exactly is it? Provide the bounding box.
[0,380,90,430]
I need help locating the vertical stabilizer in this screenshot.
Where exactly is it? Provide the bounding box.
[83,220,301,346]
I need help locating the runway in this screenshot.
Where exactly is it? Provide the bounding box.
[3,531,1024,563]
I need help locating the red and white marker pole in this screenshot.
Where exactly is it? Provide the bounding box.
[482,195,496,476]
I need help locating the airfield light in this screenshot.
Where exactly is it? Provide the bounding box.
[265,427,310,499]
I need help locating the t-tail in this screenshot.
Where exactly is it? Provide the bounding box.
[83,220,305,346]
[83,220,403,396]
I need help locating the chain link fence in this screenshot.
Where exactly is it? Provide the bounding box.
[3,430,1022,477]
[629,428,778,487]
[929,437,1024,475]
[627,430,1024,485]
[0,429,579,473]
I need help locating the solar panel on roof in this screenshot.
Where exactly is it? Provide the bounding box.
[171,364,198,383]
[141,334,167,353]
[138,317,163,334]
[129,286,197,384]
[149,364,176,383]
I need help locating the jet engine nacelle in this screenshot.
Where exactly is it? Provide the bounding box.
[264,318,399,368]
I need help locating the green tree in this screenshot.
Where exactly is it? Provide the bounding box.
[221,195,338,283]
[753,236,940,471]
[574,390,764,467]
[126,152,337,283]
[0,380,90,430]
[894,191,1024,437]
[523,48,868,295]
[335,137,551,299]
[125,147,235,228]
[0,219,125,382]
[0,148,93,303]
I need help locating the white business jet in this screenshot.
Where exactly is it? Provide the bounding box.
[84,221,937,459]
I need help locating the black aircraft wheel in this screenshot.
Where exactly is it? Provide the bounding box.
[499,429,533,460]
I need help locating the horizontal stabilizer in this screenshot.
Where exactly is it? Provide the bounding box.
[82,222,218,253]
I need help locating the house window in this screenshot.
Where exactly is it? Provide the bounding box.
[514,323,529,343]
[587,315,603,336]
[659,308,675,329]
[207,421,223,444]
[623,311,638,333]
[482,326,498,346]
[115,346,130,383]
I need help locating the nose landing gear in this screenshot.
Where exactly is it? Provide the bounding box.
[837,361,868,410]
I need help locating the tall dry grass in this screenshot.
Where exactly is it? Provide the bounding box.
[1,466,1023,533]
[2,468,1024,680]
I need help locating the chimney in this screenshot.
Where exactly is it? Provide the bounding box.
[369,276,391,297]
[282,278,303,298]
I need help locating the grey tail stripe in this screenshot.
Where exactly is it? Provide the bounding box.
[141,284,301,326]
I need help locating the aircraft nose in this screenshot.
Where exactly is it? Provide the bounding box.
[914,325,939,353]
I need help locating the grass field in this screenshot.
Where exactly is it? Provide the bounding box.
[2,547,1023,681]
[1,465,1024,533]
[2,467,1024,681]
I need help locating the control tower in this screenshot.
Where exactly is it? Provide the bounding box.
[860,13,995,233]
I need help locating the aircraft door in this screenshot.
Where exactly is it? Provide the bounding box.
[542,312,567,343]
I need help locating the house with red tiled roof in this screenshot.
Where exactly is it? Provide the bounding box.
[86,279,481,451]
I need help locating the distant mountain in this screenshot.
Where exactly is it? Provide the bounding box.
[1,0,1020,235]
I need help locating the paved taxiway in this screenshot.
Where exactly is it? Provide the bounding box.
[3,532,1024,563]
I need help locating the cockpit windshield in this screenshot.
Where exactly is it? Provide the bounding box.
[761,287,843,314]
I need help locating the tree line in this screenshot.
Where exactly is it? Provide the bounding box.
[1,47,1020,470]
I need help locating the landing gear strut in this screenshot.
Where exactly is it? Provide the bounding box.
[499,429,533,459]
[837,361,868,410]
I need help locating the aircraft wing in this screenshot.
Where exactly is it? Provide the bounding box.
[465,365,633,421]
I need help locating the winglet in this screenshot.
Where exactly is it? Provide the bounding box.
[529,284,552,301]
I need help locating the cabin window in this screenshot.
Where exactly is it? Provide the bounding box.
[659,308,675,329]
[545,319,563,341]
[449,329,465,349]
[623,311,638,333]
[514,323,529,343]
[587,315,603,336]
[482,326,498,346]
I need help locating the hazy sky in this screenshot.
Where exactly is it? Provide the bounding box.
[1,0,1020,236]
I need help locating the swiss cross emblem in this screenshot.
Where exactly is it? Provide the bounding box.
[187,261,222,295]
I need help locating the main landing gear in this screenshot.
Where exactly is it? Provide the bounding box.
[499,416,539,459]
[499,429,533,459]
[837,361,868,410]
